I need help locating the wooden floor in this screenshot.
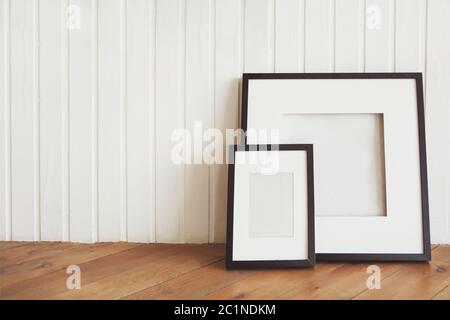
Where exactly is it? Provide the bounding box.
[0,242,449,300]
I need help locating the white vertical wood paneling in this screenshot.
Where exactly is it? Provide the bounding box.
[10,0,37,240]
[149,0,156,243]
[1,0,450,244]
[61,0,69,241]
[304,0,335,72]
[4,0,10,241]
[97,0,122,241]
[126,0,154,243]
[91,0,98,242]
[69,0,95,242]
[275,0,305,72]
[213,0,242,243]
[395,0,426,72]
[39,0,64,240]
[119,0,127,242]
[395,0,432,241]
[184,0,213,243]
[365,0,396,71]
[426,0,450,243]
[0,0,7,240]
[244,0,275,73]
[32,0,40,241]
[155,0,186,243]
[335,0,365,71]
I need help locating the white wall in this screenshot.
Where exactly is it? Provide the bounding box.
[0,0,449,244]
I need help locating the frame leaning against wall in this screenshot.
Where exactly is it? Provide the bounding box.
[226,144,315,268]
[241,73,431,262]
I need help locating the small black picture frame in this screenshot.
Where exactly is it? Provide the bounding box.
[241,73,431,262]
[226,144,315,269]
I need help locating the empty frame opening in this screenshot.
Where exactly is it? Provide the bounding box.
[283,113,387,217]
[249,173,294,237]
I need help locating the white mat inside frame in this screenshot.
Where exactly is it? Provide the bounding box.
[245,77,426,255]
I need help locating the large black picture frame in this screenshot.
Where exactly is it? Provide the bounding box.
[226,144,315,268]
[241,73,431,262]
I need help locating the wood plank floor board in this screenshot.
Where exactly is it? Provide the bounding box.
[205,247,441,300]
[432,285,450,300]
[0,244,182,299]
[51,245,225,300]
[205,263,345,300]
[0,242,29,251]
[0,242,141,289]
[1,242,449,300]
[0,242,74,264]
[277,263,403,300]
[353,246,450,300]
[122,260,249,300]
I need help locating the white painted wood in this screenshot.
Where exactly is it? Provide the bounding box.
[304,0,334,72]
[32,0,40,241]
[365,0,396,71]
[10,0,37,240]
[184,0,212,243]
[38,0,64,241]
[213,0,242,243]
[61,0,69,241]
[4,0,10,241]
[0,0,7,240]
[275,0,305,72]
[119,0,127,242]
[425,0,450,244]
[68,0,95,242]
[395,0,431,243]
[97,0,122,242]
[126,0,154,243]
[148,0,156,243]
[244,0,275,72]
[335,0,365,71]
[1,0,450,244]
[395,0,426,73]
[91,0,98,242]
[155,0,185,243]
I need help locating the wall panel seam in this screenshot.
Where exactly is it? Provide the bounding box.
[180,0,187,243]
[209,0,216,243]
[391,0,396,71]
[358,0,366,72]
[120,0,128,242]
[302,0,306,72]
[271,0,276,72]
[239,0,245,127]
[423,0,428,99]
[363,0,366,72]
[33,0,41,241]
[271,0,275,72]
[149,0,156,243]
[91,0,98,243]
[4,0,11,240]
[61,0,69,241]
[330,0,336,72]
[298,0,305,72]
